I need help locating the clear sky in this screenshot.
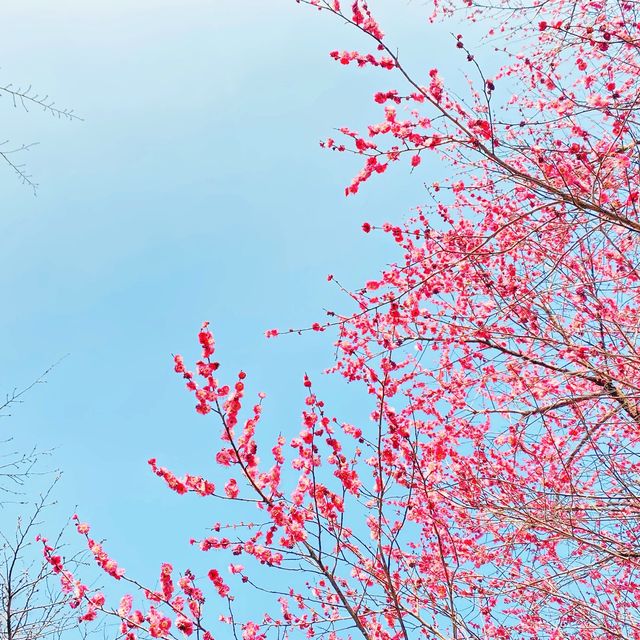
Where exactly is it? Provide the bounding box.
[1,0,461,631]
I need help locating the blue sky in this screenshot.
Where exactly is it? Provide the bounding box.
[1,0,464,630]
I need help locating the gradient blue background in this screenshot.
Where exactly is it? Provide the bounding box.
[1,0,464,630]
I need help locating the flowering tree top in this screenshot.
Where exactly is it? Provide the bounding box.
[44,1,640,639]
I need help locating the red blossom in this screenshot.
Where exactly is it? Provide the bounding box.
[46,2,640,639]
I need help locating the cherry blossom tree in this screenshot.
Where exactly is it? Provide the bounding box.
[44,1,640,639]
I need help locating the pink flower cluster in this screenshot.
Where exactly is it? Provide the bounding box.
[148,458,215,496]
